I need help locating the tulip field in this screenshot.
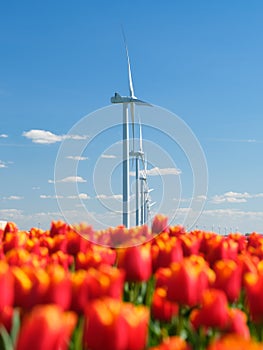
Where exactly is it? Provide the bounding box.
[2,215,263,349]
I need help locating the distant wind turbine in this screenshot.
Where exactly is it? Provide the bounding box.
[111,31,151,228]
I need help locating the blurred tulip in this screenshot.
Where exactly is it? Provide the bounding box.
[0,261,14,310]
[151,235,183,272]
[16,304,77,350]
[3,231,28,254]
[151,287,178,322]
[212,259,242,302]
[206,236,238,266]
[44,265,71,310]
[122,303,149,350]
[87,265,125,300]
[75,244,116,270]
[152,215,168,235]
[207,334,263,350]
[70,269,89,314]
[84,298,149,350]
[3,222,18,237]
[0,306,14,333]
[190,289,229,330]
[117,244,152,282]
[227,308,250,339]
[244,271,263,323]
[179,234,201,256]
[12,266,49,309]
[150,336,192,350]
[49,220,69,237]
[166,256,214,307]
[169,225,186,237]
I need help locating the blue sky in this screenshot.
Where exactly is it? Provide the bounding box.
[1,1,263,233]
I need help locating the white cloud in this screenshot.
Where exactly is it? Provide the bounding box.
[2,196,23,200]
[211,138,263,144]
[68,193,90,200]
[0,161,7,169]
[40,193,89,199]
[48,176,87,183]
[146,167,181,176]
[130,167,181,177]
[101,154,117,159]
[0,134,8,138]
[40,195,64,199]
[32,186,40,190]
[211,191,263,204]
[23,129,88,144]
[66,156,88,161]
[96,194,123,200]
[0,209,23,218]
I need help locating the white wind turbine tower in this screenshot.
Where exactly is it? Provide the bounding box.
[111,33,151,228]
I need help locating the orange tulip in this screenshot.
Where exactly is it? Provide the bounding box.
[16,304,77,350]
[207,334,263,350]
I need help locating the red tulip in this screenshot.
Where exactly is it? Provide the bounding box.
[166,256,214,307]
[0,261,14,311]
[179,234,201,256]
[12,266,49,309]
[152,214,169,235]
[87,265,125,300]
[117,244,152,282]
[0,261,14,313]
[84,298,149,350]
[212,259,242,302]
[70,269,90,314]
[151,287,179,322]
[244,270,263,323]
[65,228,89,256]
[122,303,149,350]
[84,298,127,350]
[227,308,250,339]
[3,231,28,253]
[206,236,238,266]
[44,265,71,310]
[49,220,69,237]
[190,289,229,330]
[16,304,77,350]
[0,306,14,333]
[151,235,183,272]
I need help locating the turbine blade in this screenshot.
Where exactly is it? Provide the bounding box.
[121,28,135,98]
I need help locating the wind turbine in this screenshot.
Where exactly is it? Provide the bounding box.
[111,34,150,228]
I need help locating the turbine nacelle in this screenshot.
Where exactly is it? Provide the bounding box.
[111,92,151,106]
